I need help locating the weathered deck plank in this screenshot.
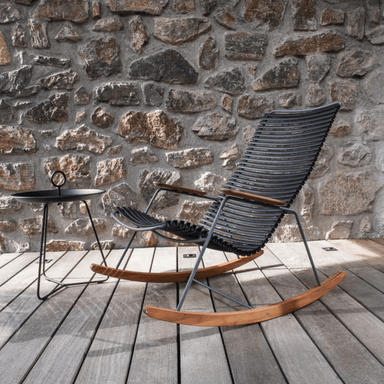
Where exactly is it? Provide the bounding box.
[127,247,178,384]
[203,249,286,384]
[178,246,233,384]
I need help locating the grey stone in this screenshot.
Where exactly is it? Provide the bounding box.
[0,101,13,124]
[45,240,85,252]
[19,216,58,236]
[154,17,211,45]
[364,0,380,25]
[118,110,183,149]
[356,109,384,142]
[95,158,126,187]
[252,58,300,91]
[277,92,301,108]
[328,79,358,111]
[34,0,89,23]
[0,162,35,191]
[65,218,108,236]
[320,8,345,25]
[0,65,33,96]
[0,194,23,214]
[177,200,211,224]
[347,7,365,40]
[28,20,50,49]
[55,24,82,42]
[91,107,114,128]
[26,93,69,124]
[365,71,384,104]
[204,68,246,95]
[101,183,137,216]
[309,143,333,179]
[173,0,195,13]
[12,24,27,47]
[220,144,241,168]
[201,0,216,15]
[0,125,37,154]
[32,55,71,68]
[165,89,217,113]
[326,221,353,240]
[130,147,158,165]
[238,94,274,119]
[44,155,91,187]
[139,169,181,209]
[214,6,237,30]
[329,120,351,138]
[74,87,91,105]
[306,54,331,83]
[198,37,218,70]
[128,16,148,54]
[0,220,17,233]
[93,17,123,32]
[292,0,317,31]
[94,82,140,106]
[194,172,227,196]
[221,95,233,113]
[91,240,115,250]
[0,4,21,24]
[300,185,314,221]
[366,25,384,44]
[274,30,344,57]
[55,125,112,154]
[336,50,374,78]
[306,84,326,107]
[40,69,79,90]
[129,49,198,85]
[78,38,122,80]
[0,32,10,65]
[75,111,84,124]
[225,32,268,61]
[193,113,237,140]
[243,0,287,30]
[166,148,213,169]
[106,0,168,15]
[143,83,164,107]
[107,145,122,157]
[338,142,371,167]
[319,172,379,215]
[92,1,101,19]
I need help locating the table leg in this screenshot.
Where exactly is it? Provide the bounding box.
[36,202,109,300]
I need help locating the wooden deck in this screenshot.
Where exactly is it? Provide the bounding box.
[1,239,384,384]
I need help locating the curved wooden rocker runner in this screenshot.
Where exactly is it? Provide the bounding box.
[91,250,262,283]
[92,102,344,327]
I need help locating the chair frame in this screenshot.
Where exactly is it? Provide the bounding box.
[91,103,346,327]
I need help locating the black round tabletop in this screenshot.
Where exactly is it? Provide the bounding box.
[11,189,105,203]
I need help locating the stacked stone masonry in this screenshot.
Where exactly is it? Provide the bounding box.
[0,0,383,252]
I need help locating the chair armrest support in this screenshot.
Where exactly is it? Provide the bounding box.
[222,188,286,207]
[154,182,208,197]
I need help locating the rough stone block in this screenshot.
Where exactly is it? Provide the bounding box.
[129,49,198,84]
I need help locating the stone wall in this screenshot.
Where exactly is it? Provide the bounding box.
[0,0,384,253]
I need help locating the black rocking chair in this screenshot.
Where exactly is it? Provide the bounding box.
[91,102,346,327]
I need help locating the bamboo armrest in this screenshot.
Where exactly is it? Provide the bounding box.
[222,188,286,206]
[154,182,207,196]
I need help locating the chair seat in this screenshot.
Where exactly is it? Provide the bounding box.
[117,206,261,256]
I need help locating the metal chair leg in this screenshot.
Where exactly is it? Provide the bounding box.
[280,207,321,286]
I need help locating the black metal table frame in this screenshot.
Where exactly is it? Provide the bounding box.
[37,199,108,300]
[12,171,109,300]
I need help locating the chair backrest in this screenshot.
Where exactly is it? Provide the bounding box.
[198,102,341,255]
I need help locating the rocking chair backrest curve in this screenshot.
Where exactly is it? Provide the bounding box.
[198,102,341,256]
